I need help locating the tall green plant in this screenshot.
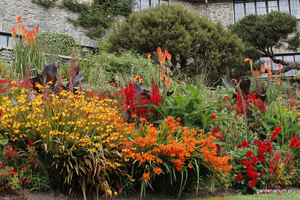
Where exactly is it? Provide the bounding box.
[11,19,47,77]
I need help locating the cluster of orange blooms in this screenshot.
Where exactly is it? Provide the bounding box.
[245,58,281,85]
[121,116,232,179]
[155,47,172,86]
[11,16,39,45]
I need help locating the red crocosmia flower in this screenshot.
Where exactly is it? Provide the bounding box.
[278,63,282,71]
[251,156,258,164]
[211,114,218,119]
[241,141,248,148]
[236,174,243,181]
[248,180,256,188]
[259,156,266,162]
[28,140,34,147]
[11,26,16,36]
[246,151,253,157]
[16,16,22,24]
[36,23,39,34]
[260,65,266,73]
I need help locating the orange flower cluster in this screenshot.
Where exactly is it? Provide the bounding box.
[156,47,172,86]
[11,16,39,45]
[122,116,232,179]
[198,132,232,174]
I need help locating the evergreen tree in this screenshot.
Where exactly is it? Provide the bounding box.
[230,11,300,74]
[107,4,246,83]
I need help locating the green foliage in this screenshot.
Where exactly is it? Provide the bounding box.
[37,32,77,56]
[259,101,300,144]
[32,0,57,8]
[107,4,246,84]
[12,37,47,77]
[79,51,150,90]
[62,0,135,38]
[148,83,231,130]
[230,11,299,56]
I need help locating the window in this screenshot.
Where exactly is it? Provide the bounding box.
[245,0,256,15]
[279,0,290,13]
[134,0,167,12]
[268,0,278,12]
[290,0,300,18]
[235,1,245,21]
[256,0,267,15]
[0,35,7,49]
[234,0,300,22]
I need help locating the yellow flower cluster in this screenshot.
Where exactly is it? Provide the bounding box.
[0,89,126,163]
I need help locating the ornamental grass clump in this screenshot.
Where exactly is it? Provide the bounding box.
[11,16,47,77]
[0,88,128,199]
[121,116,232,198]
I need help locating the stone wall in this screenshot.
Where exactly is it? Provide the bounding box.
[169,0,234,27]
[0,0,99,47]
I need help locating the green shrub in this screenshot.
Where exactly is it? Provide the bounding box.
[79,50,150,89]
[62,0,135,38]
[107,4,246,84]
[32,0,57,8]
[37,32,77,56]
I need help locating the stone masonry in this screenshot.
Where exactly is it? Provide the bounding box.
[169,0,234,28]
[0,0,99,47]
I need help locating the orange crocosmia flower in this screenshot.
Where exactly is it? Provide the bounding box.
[143,172,150,180]
[153,167,162,175]
[166,79,171,86]
[159,55,166,64]
[160,75,167,81]
[11,27,16,36]
[276,78,280,85]
[260,65,266,73]
[188,164,193,169]
[16,16,22,24]
[157,158,163,163]
[32,29,36,39]
[278,63,282,71]
[267,68,272,76]
[21,25,25,33]
[157,47,162,55]
[140,117,145,122]
[167,53,172,61]
[134,75,143,83]
[36,23,39,34]
[244,58,253,64]
[266,60,270,68]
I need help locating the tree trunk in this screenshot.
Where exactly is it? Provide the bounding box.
[271,58,300,74]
